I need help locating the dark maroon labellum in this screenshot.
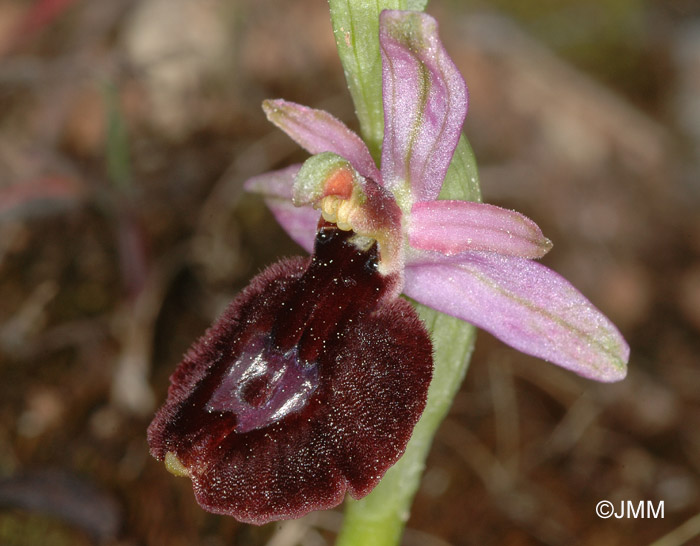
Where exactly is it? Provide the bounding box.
[148,223,433,524]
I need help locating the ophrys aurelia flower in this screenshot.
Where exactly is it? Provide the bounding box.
[148,9,629,526]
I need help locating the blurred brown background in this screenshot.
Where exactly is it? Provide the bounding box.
[0,0,698,544]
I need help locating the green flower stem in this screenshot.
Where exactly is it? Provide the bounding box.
[329,1,482,543]
[336,307,476,546]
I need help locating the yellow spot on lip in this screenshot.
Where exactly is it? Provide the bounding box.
[164,451,190,477]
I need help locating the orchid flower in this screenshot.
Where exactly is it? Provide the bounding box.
[148,9,629,529]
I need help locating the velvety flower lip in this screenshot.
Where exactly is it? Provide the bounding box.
[148,225,433,524]
[246,9,629,382]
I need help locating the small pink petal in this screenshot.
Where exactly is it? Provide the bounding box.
[265,198,318,254]
[263,99,381,183]
[243,164,300,200]
[244,165,317,252]
[380,11,467,202]
[409,200,552,258]
[404,252,629,382]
